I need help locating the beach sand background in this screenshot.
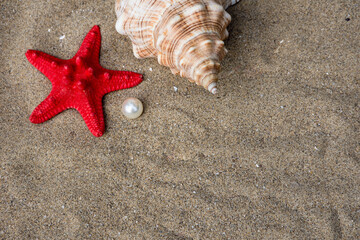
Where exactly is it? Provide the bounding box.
[1,0,359,239]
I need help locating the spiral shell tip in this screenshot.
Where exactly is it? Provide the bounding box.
[208,82,218,94]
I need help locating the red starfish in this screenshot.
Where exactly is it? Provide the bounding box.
[26,25,143,137]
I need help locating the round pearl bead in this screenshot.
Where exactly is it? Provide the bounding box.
[121,97,143,119]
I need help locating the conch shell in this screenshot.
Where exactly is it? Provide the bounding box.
[115,0,240,93]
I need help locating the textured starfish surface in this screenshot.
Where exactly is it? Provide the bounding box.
[26,25,143,137]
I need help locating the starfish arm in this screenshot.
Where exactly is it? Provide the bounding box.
[101,70,143,94]
[27,25,143,137]
[25,50,65,84]
[75,25,101,61]
[30,88,70,124]
[74,93,105,137]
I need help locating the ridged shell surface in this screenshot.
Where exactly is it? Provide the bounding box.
[115,0,240,93]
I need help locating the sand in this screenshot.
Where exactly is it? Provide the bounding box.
[1,0,359,239]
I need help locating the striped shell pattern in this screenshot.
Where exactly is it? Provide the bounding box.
[115,0,240,93]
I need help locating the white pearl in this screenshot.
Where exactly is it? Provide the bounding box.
[121,97,143,119]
